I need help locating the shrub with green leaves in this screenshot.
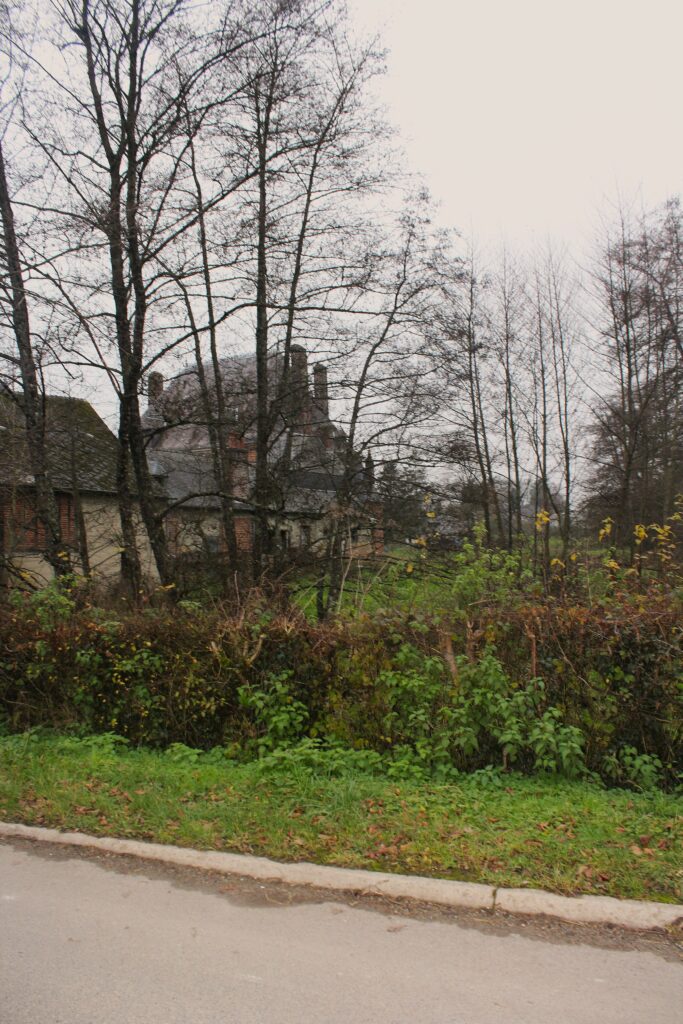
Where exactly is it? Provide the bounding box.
[375,646,586,780]
[238,672,310,755]
[0,590,679,787]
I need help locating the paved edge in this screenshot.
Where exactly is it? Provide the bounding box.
[1,821,682,932]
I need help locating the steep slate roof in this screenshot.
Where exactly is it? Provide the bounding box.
[141,349,363,517]
[148,448,249,511]
[0,393,119,495]
[142,350,336,448]
[142,352,258,450]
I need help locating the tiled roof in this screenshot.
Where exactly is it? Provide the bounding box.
[0,393,119,495]
[149,449,226,510]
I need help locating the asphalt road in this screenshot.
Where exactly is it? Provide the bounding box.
[1,839,681,1024]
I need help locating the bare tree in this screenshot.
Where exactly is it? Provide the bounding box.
[522,250,578,571]
[0,2,70,578]
[491,247,525,548]
[224,0,386,578]
[13,0,260,592]
[585,202,683,547]
[315,202,445,616]
[428,242,507,547]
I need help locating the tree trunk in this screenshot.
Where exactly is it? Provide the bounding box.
[0,139,69,579]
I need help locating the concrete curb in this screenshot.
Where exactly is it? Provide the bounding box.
[2,820,681,932]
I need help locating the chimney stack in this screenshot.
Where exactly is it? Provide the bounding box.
[364,452,375,492]
[148,371,164,407]
[313,363,329,418]
[289,344,309,422]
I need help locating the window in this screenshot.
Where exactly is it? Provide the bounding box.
[3,492,75,552]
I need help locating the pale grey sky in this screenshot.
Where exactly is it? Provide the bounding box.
[351,0,683,248]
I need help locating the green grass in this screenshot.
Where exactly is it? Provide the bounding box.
[1,734,681,903]
[291,545,530,620]
[290,538,680,620]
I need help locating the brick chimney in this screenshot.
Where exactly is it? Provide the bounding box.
[313,363,329,418]
[289,344,309,424]
[148,371,164,407]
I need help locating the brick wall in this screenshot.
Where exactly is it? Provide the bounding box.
[234,516,253,552]
[3,491,75,552]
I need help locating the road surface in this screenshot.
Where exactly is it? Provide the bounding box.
[1,838,681,1023]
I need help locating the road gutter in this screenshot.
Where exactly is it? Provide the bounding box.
[1,820,681,932]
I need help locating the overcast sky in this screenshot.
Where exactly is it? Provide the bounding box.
[350,0,682,250]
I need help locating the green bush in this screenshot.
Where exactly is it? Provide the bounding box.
[0,590,680,787]
[238,671,310,755]
[374,646,586,780]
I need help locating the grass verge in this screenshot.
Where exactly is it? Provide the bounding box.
[0,734,680,903]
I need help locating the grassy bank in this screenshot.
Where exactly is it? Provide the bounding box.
[0,733,680,903]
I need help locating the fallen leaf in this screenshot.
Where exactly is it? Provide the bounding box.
[374,844,398,858]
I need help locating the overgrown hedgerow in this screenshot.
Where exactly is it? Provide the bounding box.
[0,585,680,788]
